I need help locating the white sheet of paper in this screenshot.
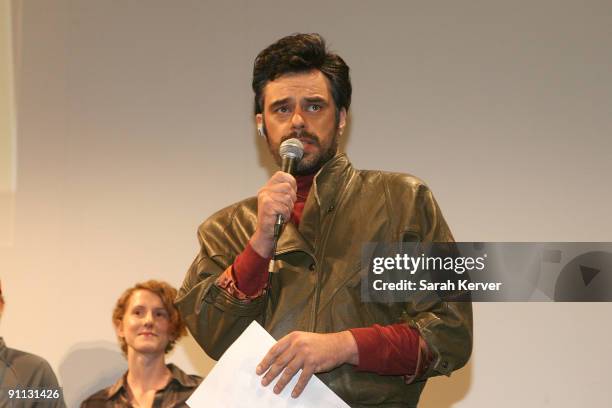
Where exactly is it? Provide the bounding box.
[186,321,350,408]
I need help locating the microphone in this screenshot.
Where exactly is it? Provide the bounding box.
[269,138,303,272]
[279,137,304,174]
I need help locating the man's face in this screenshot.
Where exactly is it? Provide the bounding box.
[256,70,346,175]
[115,289,173,357]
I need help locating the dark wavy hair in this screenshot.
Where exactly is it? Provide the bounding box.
[252,33,351,115]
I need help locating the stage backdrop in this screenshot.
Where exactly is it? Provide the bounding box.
[1,1,611,407]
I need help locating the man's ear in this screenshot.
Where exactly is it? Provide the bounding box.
[338,108,347,135]
[255,114,266,138]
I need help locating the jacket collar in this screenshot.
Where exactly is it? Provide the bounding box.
[312,153,354,214]
[275,153,354,258]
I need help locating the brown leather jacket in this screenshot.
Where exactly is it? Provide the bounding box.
[177,154,472,407]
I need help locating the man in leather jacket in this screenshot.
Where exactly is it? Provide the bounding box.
[176,33,472,407]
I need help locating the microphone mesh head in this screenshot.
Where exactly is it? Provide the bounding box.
[279,138,304,161]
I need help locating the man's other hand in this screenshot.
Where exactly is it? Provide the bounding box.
[251,171,297,257]
[256,331,359,398]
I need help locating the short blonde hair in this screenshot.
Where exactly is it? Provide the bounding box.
[112,280,186,355]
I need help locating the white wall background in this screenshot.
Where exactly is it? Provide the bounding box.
[1,1,611,406]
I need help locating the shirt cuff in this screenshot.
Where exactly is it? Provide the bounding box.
[233,242,271,296]
[214,265,260,301]
[349,323,426,379]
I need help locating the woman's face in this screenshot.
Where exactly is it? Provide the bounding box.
[116,289,172,357]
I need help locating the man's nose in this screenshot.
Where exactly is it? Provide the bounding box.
[291,110,305,129]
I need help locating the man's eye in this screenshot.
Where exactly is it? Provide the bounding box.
[276,106,290,114]
[307,104,322,112]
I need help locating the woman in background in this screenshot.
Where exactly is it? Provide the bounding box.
[81,280,201,407]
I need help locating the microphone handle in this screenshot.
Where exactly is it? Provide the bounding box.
[281,155,296,174]
[274,155,296,229]
[269,156,296,272]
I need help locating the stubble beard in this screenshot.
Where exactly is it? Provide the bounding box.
[266,127,339,176]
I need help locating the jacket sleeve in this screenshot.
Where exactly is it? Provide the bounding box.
[175,204,266,360]
[393,178,473,379]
